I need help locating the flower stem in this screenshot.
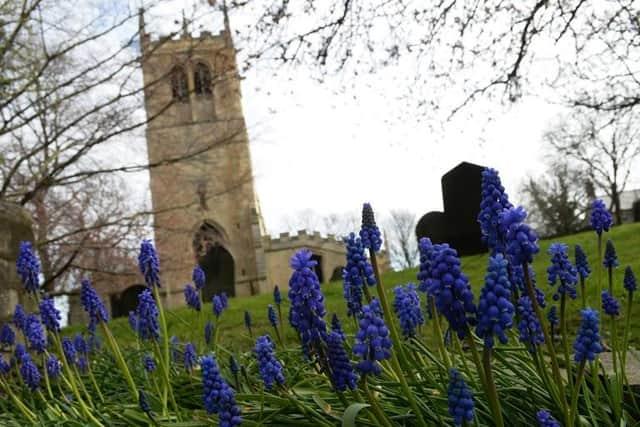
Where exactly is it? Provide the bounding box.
[0,378,37,423]
[430,297,451,369]
[41,353,54,399]
[100,321,137,399]
[482,347,504,427]
[523,265,568,415]
[369,248,427,427]
[52,333,104,427]
[569,360,587,426]
[580,277,586,309]
[151,285,171,412]
[560,292,573,396]
[622,291,633,369]
[362,377,394,427]
[87,359,105,403]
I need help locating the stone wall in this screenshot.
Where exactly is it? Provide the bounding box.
[263,231,391,294]
[0,202,35,322]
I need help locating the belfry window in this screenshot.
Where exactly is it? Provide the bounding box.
[170,66,189,102]
[194,63,213,96]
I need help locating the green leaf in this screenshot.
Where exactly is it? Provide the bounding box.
[342,403,370,427]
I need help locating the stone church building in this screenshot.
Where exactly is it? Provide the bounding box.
[69,11,388,321]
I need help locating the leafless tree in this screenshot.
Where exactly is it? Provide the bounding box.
[231,1,640,121]
[278,209,359,238]
[520,162,590,237]
[0,0,246,293]
[384,210,418,270]
[544,109,640,225]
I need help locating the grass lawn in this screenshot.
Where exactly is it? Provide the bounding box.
[68,222,640,353]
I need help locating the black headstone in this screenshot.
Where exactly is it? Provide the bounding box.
[415,162,487,256]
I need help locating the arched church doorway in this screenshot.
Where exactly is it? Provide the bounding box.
[111,285,146,318]
[199,245,235,301]
[193,221,236,301]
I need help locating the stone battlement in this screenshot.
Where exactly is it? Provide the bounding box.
[264,230,345,253]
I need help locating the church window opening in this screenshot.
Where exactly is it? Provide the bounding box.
[194,63,213,96]
[170,66,189,102]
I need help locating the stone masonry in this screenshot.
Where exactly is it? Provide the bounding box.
[0,202,35,322]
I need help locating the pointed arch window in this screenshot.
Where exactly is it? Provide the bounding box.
[170,66,189,102]
[194,62,213,96]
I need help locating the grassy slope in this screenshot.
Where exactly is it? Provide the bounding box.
[75,222,640,352]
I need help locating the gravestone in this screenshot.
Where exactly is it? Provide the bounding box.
[0,202,35,322]
[415,162,486,256]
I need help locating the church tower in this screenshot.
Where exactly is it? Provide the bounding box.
[139,9,267,306]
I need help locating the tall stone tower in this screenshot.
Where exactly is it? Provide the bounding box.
[139,10,267,306]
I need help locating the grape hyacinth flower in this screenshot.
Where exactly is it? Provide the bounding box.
[331,312,345,341]
[601,291,620,317]
[268,304,278,327]
[417,237,437,293]
[0,355,9,375]
[13,304,26,331]
[0,324,15,347]
[590,199,613,236]
[575,245,591,282]
[77,356,88,374]
[201,354,242,425]
[478,167,513,255]
[25,314,46,353]
[343,232,376,317]
[170,336,179,362]
[547,243,578,300]
[16,241,41,293]
[476,254,514,348]
[14,343,26,364]
[360,203,382,252]
[574,308,603,362]
[184,342,197,372]
[136,289,160,341]
[20,354,40,391]
[80,279,109,333]
[184,284,201,311]
[255,335,285,390]
[288,248,327,349]
[213,295,224,319]
[139,390,151,414]
[39,298,61,333]
[46,354,61,380]
[393,283,425,338]
[128,311,137,333]
[204,321,214,345]
[547,305,559,334]
[536,410,561,427]
[326,330,357,392]
[244,310,252,336]
[426,244,476,339]
[220,293,228,309]
[447,368,474,426]
[74,333,88,355]
[62,337,77,363]
[273,285,282,305]
[603,239,619,269]
[501,206,539,266]
[144,354,156,372]
[624,266,637,293]
[138,239,161,288]
[517,296,544,352]
[192,265,205,290]
[353,299,392,375]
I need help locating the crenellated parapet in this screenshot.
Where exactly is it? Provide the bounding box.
[264,230,346,254]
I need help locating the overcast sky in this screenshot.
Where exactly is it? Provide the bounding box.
[139,2,639,237]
